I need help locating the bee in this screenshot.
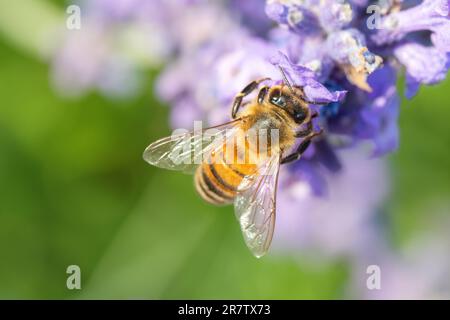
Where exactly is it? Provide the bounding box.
[143,68,323,258]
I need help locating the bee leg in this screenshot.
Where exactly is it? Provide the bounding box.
[281,129,323,165]
[300,93,330,106]
[294,112,319,137]
[232,78,271,119]
[295,122,313,138]
[304,100,329,106]
[258,86,269,104]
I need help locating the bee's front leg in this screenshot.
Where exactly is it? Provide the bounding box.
[281,129,323,165]
[295,122,313,138]
[232,78,271,119]
[294,112,318,137]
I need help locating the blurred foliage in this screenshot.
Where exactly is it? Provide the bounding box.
[0,15,449,298]
[389,77,450,246]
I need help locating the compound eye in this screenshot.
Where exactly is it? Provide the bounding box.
[294,110,306,123]
[270,95,287,108]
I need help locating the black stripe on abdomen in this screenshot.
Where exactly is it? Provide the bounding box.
[208,164,238,193]
[201,169,234,202]
[194,166,233,205]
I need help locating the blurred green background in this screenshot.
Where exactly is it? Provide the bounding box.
[0,0,449,299]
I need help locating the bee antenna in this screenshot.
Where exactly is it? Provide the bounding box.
[278,66,295,94]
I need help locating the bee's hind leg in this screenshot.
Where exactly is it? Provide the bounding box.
[281,129,323,165]
[232,78,271,119]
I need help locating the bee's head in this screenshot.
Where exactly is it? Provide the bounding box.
[268,86,310,124]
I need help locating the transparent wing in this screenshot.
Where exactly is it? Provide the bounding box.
[234,154,281,258]
[143,119,242,174]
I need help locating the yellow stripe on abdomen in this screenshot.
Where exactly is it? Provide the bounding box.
[194,143,258,205]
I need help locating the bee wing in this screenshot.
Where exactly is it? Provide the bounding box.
[234,154,281,258]
[143,119,242,174]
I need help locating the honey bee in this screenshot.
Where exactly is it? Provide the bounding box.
[144,69,323,258]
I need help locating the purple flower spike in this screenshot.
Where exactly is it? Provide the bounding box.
[270,51,347,103]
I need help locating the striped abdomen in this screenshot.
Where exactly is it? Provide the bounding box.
[194,140,258,205]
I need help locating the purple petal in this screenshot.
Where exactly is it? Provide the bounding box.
[229,0,272,35]
[265,1,321,35]
[367,99,400,157]
[365,66,401,156]
[303,82,347,104]
[405,77,421,99]
[270,51,347,103]
[394,42,449,93]
[431,23,450,52]
[318,0,353,32]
